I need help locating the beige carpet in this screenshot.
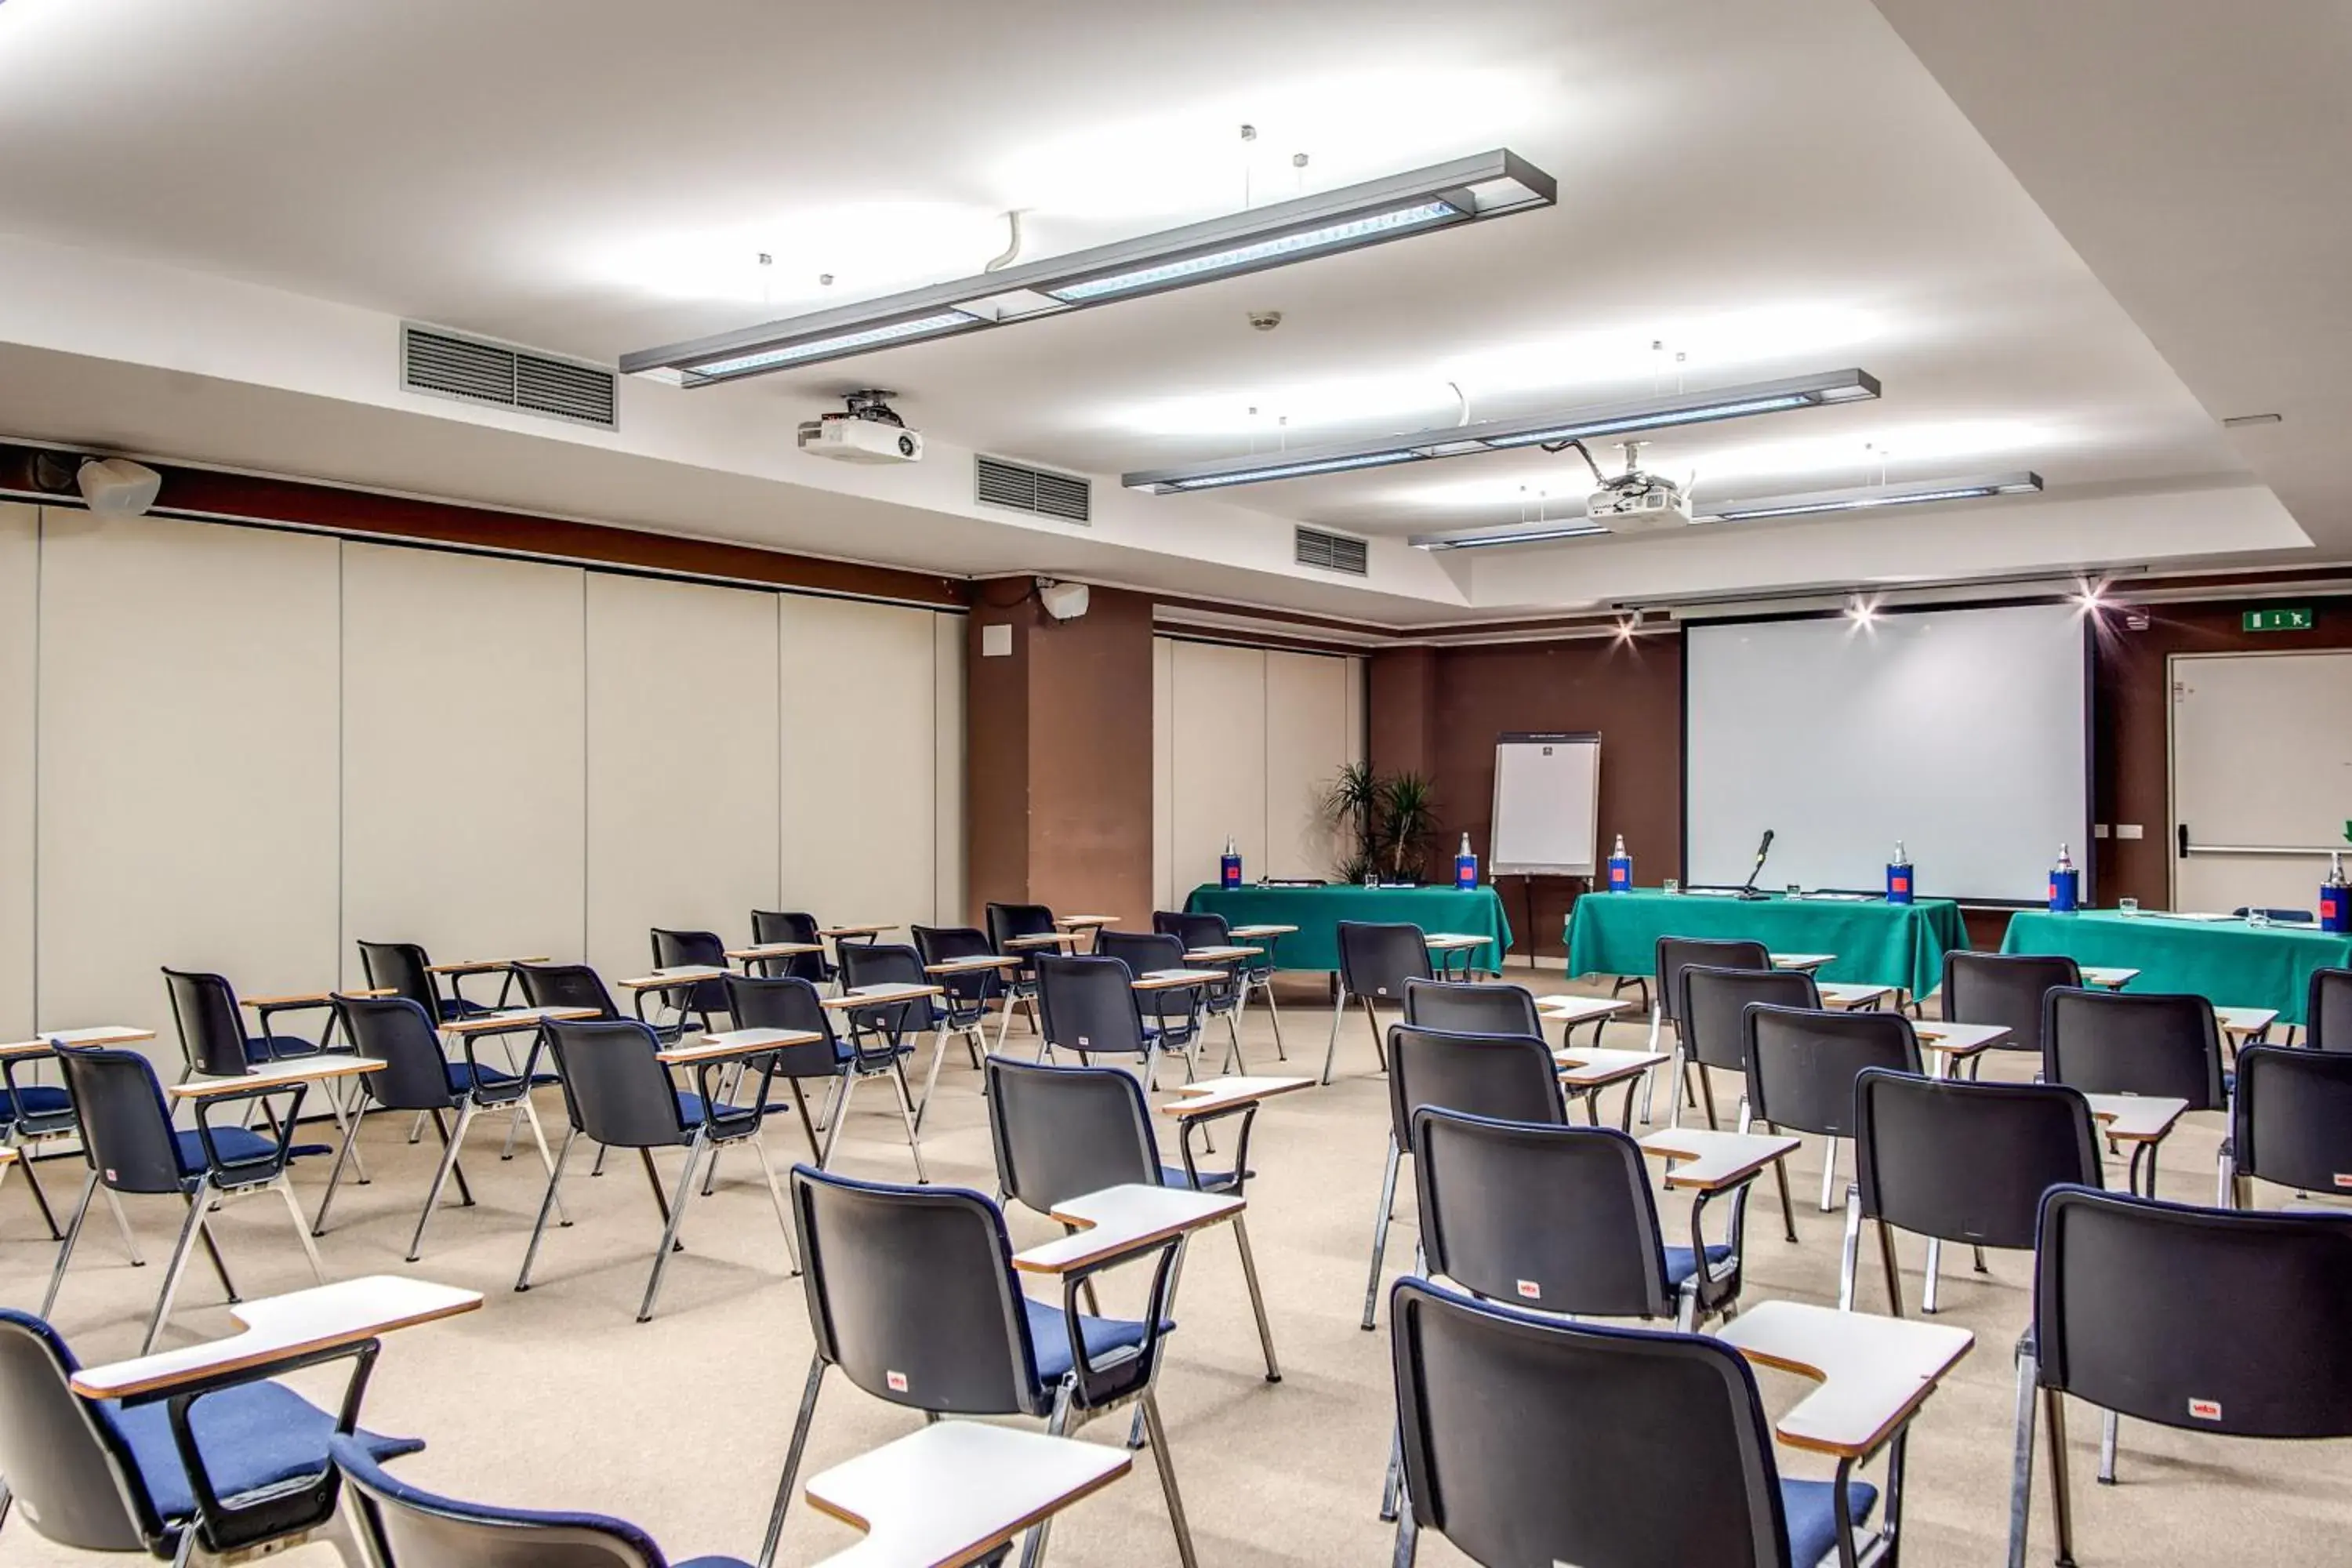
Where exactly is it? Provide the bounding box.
[5,971,2347,1566]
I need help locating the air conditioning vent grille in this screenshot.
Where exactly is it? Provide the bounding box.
[402,324,618,430]
[976,456,1091,524]
[1294,525,1369,575]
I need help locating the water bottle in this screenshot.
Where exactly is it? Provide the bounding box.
[1454,833,1479,891]
[2323,852,2350,933]
[2048,843,2080,913]
[1886,840,1914,905]
[1220,835,1243,890]
[1607,834,1633,894]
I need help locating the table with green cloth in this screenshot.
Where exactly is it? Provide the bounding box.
[1563,889,1965,998]
[1182,884,1513,973]
[1999,909,2352,1025]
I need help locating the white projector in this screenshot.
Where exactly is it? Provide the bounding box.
[798,416,924,464]
[1585,474,1693,532]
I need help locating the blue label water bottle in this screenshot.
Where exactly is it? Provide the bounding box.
[1220,835,1243,890]
[1454,833,1479,891]
[1606,834,1632,893]
[1886,840,1914,905]
[2047,843,2079,912]
[2323,853,2350,933]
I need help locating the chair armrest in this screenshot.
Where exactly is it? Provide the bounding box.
[1174,1102,1260,1196]
[192,1083,310,1185]
[1688,1167,1762,1318]
[1054,1236,1182,1410]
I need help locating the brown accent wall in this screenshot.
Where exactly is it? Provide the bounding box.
[966,579,1155,923]
[1371,633,1683,959]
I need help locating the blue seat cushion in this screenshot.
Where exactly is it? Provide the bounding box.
[445,1060,521,1095]
[438,996,495,1021]
[103,1381,421,1523]
[675,1091,789,1124]
[1781,1475,1878,1567]
[173,1126,332,1175]
[0,1083,71,1120]
[1160,1163,1240,1193]
[1661,1242,1735,1290]
[1021,1295,1171,1392]
[244,1034,321,1063]
[672,1559,757,1568]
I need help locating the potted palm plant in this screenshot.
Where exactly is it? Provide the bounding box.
[1379,771,1439,884]
[1323,760,1381,883]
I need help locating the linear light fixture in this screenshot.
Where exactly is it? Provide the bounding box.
[1412,522,1610,550]
[1126,369,1880,494]
[622,150,1555,384]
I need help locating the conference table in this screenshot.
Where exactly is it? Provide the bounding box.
[2000,909,2352,1025]
[1182,884,1512,974]
[1564,889,1965,999]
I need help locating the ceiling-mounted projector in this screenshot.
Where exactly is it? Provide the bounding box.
[1037,579,1090,622]
[798,389,923,464]
[30,451,164,517]
[1579,440,1693,533]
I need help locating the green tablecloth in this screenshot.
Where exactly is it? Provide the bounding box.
[1564,890,1965,997]
[2000,909,2352,1025]
[1182,884,1512,972]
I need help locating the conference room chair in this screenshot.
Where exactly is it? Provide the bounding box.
[834,941,949,1109]
[1846,1068,2101,1318]
[354,939,494,1024]
[1142,913,1251,1065]
[312,993,563,1261]
[512,960,666,1032]
[648,927,734,1034]
[1644,935,1771,1122]
[0,1311,423,1563]
[749,909,832,982]
[985,900,1059,1044]
[43,1044,328,1353]
[514,1017,794,1322]
[162,967,330,1075]
[2302,964,2352,1051]
[1386,1279,1885,1568]
[1363,1023,1569,1331]
[1742,1004,1922,1243]
[985,1056,1279,1381]
[1401,976,1542,1035]
[2042,989,2227,1197]
[721,971,924,1178]
[760,1166,1196,1568]
[1098,928,1219,1073]
[1034,951,1190,1089]
[2218,1043,2352,1209]
[2011,1188,2352,1566]
[1675,964,1819,1131]
[1156,908,1287,1059]
[1,1049,78,1240]
[333,1435,747,1568]
[1323,920,1436,1085]
[1940,950,2083,1067]
[912,922,1010,1101]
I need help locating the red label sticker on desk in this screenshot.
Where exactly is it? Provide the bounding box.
[2188,1397,2222,1421]
[1516,1279,1541,1300]
[886,1370,909,1393]
[2336,1174,2352,1189]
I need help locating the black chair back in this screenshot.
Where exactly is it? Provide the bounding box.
[162,966,252,1076]
[2044,989,2227,1109]
[985,1058,1157,1214]
[0,1311,156,1550]
[1338,921,1434,1004]
[985,901,1056,949]
[539,1019,688,1150]
[1095,929,1184,976]
[1035,953,1148,1058]
[913,924,1000,1024]
[332,1434,662,1568]
[356,941,442,1018]
[720,974,847,1078]
[2231,1044,2352,1195]
[1942,951,2081,1055]
[839,942,939,1033]
[750,910,830,982]
[1654,937,1769,1026]
[54,1046,186,1196]
[334,993,458,1112]
[1414,1109,1677,1319]
[1680,966,1817,1074]
[2036,1186,2352,1437]
[649,928,729,1015]
[1152,911,1228,950]
[1387,1024,1565,1149]
[512,963,621,1019]
[1390,1279,1791,1568]
[2307,967,2352,1053]
[1854,1068,2100,1249]
[1402,978,1542,1036]
[1743,1004,1919,1138]
[791,1166,1047,1417]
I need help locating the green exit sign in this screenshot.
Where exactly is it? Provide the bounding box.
[2245,607,2314,632]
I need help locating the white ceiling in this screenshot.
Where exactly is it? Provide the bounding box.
[0,0,2326,619]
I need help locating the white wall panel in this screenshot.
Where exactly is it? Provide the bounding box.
[38,514,340,1048]
[780,597,938,931]
[1152,637,1175,912]
[1170,641,1267,896]
[0,506,38,1036]
[585,574,779,978]
[932,613,967,926]
[341,544,586,982]
[1265,651,1353,880]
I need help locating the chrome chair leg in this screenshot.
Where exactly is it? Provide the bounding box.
[1838,1183,1863,1312]
[1877,1218,1905,1318]
[1923,1237,1943,1313]
[2007,1341,2038,1568]
[1018,1382,1080,1568]
[41,1171,98,1317]
[638,1134,708,1321]
[1232,1214,1281,1381]
[514,1126,578,1292]
[2099,1409,2119,1486]
[914,1026,953,1132]
[1320,982,1350,1086]
[517,1094,571,1225]
[405,1102,477,1261]
[1639,1006,1665,1123]
[143,1178,216,1354]
[1361,1136,1402,1330]
[757,1356,829,1568]
[272,1174,328,1285]
[1818,1137,1840,1211]
[1261,978,1287,1060]
[1139,1390,1200,1568]
[313,1102,368,1237]
[887,1065,929,1184]
[2045,1390,2076,1566]
[1380,1421,1404,1521]
[101,1185,144,1265]
[819,1073,862,1167]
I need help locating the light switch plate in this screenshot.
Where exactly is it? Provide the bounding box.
[981,622,1013,657]
[2117,823,2143,840]
[2093,824,2111,838]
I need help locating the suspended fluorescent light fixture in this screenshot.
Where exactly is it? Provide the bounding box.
[1411,521,1611,550]
[622,150,1555,384]
[1126,369,1879,494]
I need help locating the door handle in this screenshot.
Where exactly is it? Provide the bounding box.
[2177,824,2189,858]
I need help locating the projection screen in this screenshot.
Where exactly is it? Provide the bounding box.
[1684,603,2089,903]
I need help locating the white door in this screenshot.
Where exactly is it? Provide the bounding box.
[2170,650,2352,913]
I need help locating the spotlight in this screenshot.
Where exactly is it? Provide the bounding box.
[2073,580,2107,615]
[1846,593,1878,626]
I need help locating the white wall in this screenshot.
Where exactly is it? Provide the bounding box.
[0,509,964,1073]
[1152,637,1364,908]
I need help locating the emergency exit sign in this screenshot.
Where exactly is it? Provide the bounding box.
[2244,607,2314,632]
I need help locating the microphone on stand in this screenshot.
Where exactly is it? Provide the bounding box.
[1737,828,1776,900]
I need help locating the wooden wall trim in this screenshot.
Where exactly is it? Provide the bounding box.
[0,441,971,610]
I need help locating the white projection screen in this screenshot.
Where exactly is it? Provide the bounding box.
[1686,604,2089,902]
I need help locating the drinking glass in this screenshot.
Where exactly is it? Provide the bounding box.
[1785,884,1803,900]
[2249,908,2270,927]
[2118,897,2140,917]
[1661,877,1680,896]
